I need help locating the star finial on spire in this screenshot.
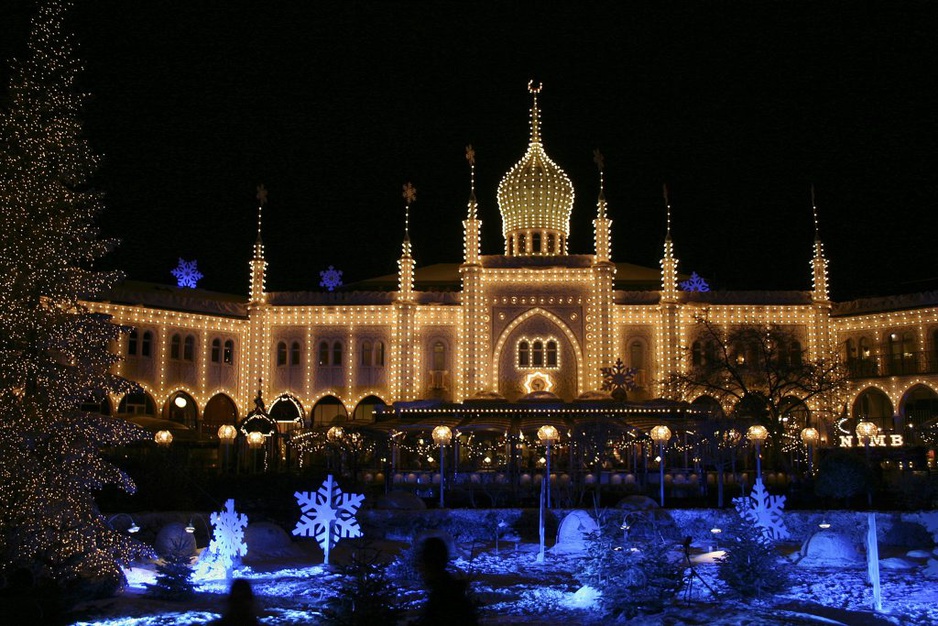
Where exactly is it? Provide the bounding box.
[527,80,542,144]
[811,184,821,241]
[254,184,267,244]
[663,183,672,240]
[402,182,416,242]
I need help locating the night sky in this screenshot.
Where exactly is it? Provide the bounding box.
[2,1,936,300]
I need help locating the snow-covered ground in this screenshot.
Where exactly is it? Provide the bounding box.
[67,538,938,626]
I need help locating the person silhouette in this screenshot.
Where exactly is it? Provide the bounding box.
[211,578,259,625]
[414,536,478,626]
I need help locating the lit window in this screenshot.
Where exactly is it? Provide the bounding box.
[433,342,446,370]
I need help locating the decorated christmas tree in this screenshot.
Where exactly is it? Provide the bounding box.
[0,0,150,595]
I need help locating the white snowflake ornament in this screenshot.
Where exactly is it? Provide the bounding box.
[171,258,203,288]
[293,474,364,564]
[733,477,790,541]
[208,499,248,575]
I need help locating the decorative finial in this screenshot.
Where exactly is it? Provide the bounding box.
[402,182,416,241]
[663,183,672,240]
[811,184,820,241]
[466,144,477,213]
[255,184,266,244]
[593,149,605,199]
[528,80,542,144]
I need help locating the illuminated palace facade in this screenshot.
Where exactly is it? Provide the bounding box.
[87,88,938,456]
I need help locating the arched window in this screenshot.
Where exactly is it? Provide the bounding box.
[845,338,856,361]
[128,329,138,355]
[170,334,181,360]
[532,340,544,367]
[432,341,446,370]
[141,331,152,357]
[375,341,385,366]
[211,338,221,363]
[276,341,287,366]
[518,232,527,254]
[789,340,802,367]
[547,233,555,253]
[318,341,330,366]
[546,340,558,367]
[518,341,530,367]
[532,232,541,253]
[630,340,645,371]
[183,335,195,362]
[361,341,373,366]
[291,341,301,366]
[332,341,343,366]
[223,340,234,364]
[692,340,703,366]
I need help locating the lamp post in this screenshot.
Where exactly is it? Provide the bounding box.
[537,425,560,508]
[800,427,819,477]
[247,431,265,473]
[327,425,345,473]
[746,424,769,482]
[218,424,237,473]
[856,420,877,507]
[432,425,453,508]
[650,425,672,507]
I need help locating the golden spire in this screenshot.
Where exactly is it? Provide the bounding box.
[528,80,542,144]
[466,144,477,215]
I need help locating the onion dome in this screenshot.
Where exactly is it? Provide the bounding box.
[497,82,575,256]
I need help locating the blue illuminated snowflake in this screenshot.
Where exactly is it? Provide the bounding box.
[319,265,343,291]
[171,258,203,288]
[679,271,710,292]
[293,474,364,564]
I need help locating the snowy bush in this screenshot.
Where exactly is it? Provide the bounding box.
[717,517,789,598]
[576,511,684,619]
[146,555,194,601]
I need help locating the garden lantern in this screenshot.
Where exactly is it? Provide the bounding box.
[649,425,672,507]
[432,425,453,508]
[746,424,769,481]
[537,425,560,508]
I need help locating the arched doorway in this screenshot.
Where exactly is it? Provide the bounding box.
[852,388,895,431]
[204,394,238,430]
[312,395,348,426]
[163,391,198,429]
[270,395,305,431]
[352,395,387,423]
[900,384,938,443]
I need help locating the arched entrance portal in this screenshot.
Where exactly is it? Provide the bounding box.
[353,395,387,423]
[312,395,347,426]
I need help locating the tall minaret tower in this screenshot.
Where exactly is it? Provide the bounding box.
[245,184,271,408]
[460,145,486,399]
[588,149,616,390]
[659,185,681,398]
[393,183,418,401]
[249,184,268,305]
[810,186,830,305]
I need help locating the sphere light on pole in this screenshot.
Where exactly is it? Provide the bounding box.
[432,425,453,508]
[746,424,769,481]
[801,427,819,475]
[649,425,672,507]
[537,424,560,508]
[154,430,173,447]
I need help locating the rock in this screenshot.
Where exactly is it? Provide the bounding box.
[796,531,863,567]
[373,491,427,510]
[154,522,197,558]
[244,522,303,560]
[551,510,599,554]
[616,495,659,511]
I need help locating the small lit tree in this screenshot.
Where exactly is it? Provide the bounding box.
[666,317,847,471]
[0,0,150,594]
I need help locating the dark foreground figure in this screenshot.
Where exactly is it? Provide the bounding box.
[210,578,260,625]
[413,536,478,626]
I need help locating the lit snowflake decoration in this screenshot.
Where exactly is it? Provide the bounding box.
[319,265,343,291]
[293,474,364,564]
[171,258,203,288]
[679,271,710,292]
[206,499,248,576]
[601,358,638,396]
[733,477,790,541]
